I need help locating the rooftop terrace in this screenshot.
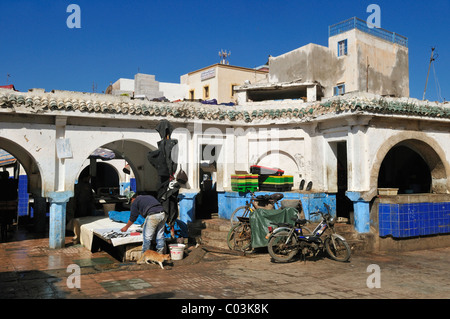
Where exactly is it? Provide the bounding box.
[329,17,408,48]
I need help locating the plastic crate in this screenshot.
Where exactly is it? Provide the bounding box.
[231,174,258,192]
[250,165,284,176]
[258,175,293,192]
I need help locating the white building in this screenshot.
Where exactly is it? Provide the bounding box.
[235,17,409,104]
[107,73,188,102]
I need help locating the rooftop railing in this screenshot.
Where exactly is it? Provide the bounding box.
[329,17,408,48]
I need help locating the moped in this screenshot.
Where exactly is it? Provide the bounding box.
[266,204,351,262]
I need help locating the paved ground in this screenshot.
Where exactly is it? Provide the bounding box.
[1,229,449,304]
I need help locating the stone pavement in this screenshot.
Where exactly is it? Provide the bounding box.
[1,233,450,303]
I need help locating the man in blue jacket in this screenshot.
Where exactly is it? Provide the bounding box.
[121,194,167,253]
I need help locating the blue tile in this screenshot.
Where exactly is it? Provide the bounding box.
[380,219,390,230]
[429,218,438,234]
[391,227,400,238]
[411,228,418,237]
[379,228,391,237]
[419,226,428,236]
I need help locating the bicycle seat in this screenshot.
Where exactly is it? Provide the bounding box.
[256,194,270,201]
[270,193,284,201]
[237,216,250,223]
[291,217,308,225]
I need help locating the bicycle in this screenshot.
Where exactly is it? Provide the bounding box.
[227,216,252,251]
[227,192,292,252]
[229,192,284,227]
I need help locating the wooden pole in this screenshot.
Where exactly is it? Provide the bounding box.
[423,47,435,100]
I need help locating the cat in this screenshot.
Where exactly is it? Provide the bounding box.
[137,249,171,269]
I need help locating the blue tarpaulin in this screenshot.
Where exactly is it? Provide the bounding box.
[108,211,145,225]
[107,211,188,239]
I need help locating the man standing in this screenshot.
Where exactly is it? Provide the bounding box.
[121,194,167,253]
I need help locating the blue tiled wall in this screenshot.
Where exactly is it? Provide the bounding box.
[218,191,336,222]
[18,175,29,217]
[130,178,136,192]
[379,202,450,238]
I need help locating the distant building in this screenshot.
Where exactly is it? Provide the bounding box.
[0,84,17,91]
[180,63,268,104]
[106,73,188,102]
[235,17,409,105]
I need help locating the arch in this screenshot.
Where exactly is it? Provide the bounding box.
[255,150,300,172]
[378,145,432,194]
[79,162,120,195]
[0,137,43,196]
[70,139,159,194]
[255,150,300,187]
[367,132,450,200]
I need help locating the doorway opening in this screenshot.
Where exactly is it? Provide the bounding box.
[195,144,219,219]
[336,142,352,220]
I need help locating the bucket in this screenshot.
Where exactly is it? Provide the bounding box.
[102,203,116,215]
[169,244,186,260]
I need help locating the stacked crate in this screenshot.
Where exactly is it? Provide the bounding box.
[258,175,294,191]
[231,174,258,192]
[231,166,294,192]
[250,165,293,192]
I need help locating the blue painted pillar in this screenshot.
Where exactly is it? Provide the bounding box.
[178,192,197,224]
[346,191,370,233]
[48,191,73,249]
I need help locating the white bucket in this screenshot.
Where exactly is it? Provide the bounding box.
[169,244,185,260]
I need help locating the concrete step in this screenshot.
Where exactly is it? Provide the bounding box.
[203,218,232,232]
[201,237,230,251]
[201,218,231,251]
[188,218,232,250]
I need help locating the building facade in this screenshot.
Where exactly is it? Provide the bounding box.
[180,63,268,104]
[236,17,409,104]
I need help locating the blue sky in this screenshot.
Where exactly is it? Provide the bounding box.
[1,0,449,102]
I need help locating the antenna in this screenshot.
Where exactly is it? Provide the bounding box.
[92,81,98,93]
[366,56,370,92]
[423,47,436,100]
[6,73,11,84]
[219,49,231,65]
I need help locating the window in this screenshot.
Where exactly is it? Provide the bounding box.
[203,85,209,99]
[334,84,345,96]
[189,89,195,100]
[231,83,238,97]
[338,39,348,57]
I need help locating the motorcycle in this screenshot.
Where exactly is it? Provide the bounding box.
[266,204,351,263]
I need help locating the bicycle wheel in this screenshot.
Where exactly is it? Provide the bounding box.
[227,223,252,251]
[267,230,298,262]
[230,206,251,226]
[324,236,351,262]
[227,224,239,250]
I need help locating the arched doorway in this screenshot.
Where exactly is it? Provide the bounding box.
[0,139,46,241]
[378,145,432,194]
[80,162,120,197]
[369,135,449,200]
